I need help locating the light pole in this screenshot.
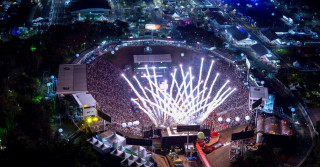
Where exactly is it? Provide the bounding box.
[47,82,51,94]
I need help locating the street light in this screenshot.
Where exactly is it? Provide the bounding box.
[235,117,240,122]
[47,82,51,94]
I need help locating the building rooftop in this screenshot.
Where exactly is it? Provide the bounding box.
[57,64,87,94]
[251,44,268,56]
[227,26,247,41]
[249,87,269,101]
[209,12,230,25]
[261,29,278,41]
[72,93,96,107]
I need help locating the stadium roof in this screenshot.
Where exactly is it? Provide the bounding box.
[261,29,278,41]
[249,87,269,101]
[57,64,87,94]
[72,93,96,107]
[227,26,247,41]
[70,0,111,11]
[133,54,172,63]
[251,44,268,56]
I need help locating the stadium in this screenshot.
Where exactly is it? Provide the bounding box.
[86,41,251,137]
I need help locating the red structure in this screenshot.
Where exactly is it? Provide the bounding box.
[195,141,211,167]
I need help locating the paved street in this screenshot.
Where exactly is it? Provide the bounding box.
[52,0,67,25]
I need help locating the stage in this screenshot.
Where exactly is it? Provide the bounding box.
[160,127,198,149]
[161,127,199,137]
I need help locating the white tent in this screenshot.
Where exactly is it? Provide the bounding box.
[118,145,124,151]
[135,157,146,164]
[121,158,134,166]
[132,161,142,167]
[110,148,122,156]
[125,145,147,158]
[87,137,111,154]
[105,133,126,146]
[87,137,98,144]
[172,13,180,20]
[118,151,131,159]
[128,154,138,161]
[120,158,130,166]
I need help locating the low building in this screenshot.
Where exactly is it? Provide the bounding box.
[226,26,257,46]
[251,44,269,57]
[272,24,291,35]
[249,86,269,110]
[257,114,290,136]
[260,28,278,44]
[56,64,87,95]
[207,12,231,28]
[251,44,280,67]
[72,93,97,118]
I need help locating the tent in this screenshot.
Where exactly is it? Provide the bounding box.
[131,161,142,167]
[87,137,111,154]
[120,158,130,166]
[118,144,124,151]
[110,149,126,159]
[105,133,126,146]
[128,154,138,161]
[119,151,131,159]
[125,145,147,158]
[87,137,98,144]
[97,15,107,22]
[135,157,146,164]
[172,13,180,20]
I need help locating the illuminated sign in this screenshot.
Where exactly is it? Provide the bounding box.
[145,24,161,30]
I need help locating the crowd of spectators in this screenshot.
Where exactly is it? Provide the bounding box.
[88,57,153,136]
[200,59,251,132]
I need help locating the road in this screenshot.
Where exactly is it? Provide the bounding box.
[52,0,67,25]
[109,0,123,21]
[41,0,52,19]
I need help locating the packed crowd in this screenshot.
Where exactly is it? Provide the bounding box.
[88,57,153,136]
[87,45,250,136]
[199,59,251,132]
